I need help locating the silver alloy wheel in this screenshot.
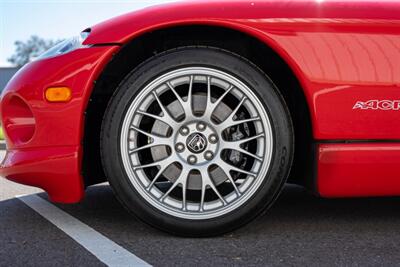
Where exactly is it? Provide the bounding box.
[120,67,273,220]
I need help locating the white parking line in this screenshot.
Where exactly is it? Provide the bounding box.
[18,194,151,267]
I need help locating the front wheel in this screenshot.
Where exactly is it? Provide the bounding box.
[101,47,293,236]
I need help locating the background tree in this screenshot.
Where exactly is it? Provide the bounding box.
[8,35,59,67]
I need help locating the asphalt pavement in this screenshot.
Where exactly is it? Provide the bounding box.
[2,148,400,266]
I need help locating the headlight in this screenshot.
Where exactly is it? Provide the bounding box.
[37,30,91,60]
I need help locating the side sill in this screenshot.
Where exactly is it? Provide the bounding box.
[317,142,400,198]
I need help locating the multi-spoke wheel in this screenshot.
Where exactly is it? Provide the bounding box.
[101,47,293,236]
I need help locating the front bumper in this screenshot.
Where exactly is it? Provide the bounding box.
[1,146,81,202]
[0,45,119,203]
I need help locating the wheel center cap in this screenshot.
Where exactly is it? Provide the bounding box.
[186,133,207,153]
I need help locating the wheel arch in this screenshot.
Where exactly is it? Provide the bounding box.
[83,24,314,190]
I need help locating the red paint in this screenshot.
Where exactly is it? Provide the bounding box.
[85,0,400,140]
[1,146,82,203]
[318,143,400,197]
[0,46,119,202]
[1,0,400,202]
[2,95,35,145]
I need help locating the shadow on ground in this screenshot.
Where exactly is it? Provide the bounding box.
[50,184,400,266]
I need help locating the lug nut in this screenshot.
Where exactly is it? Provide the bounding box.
[196,122,206,131]
[187,155,197,165]
[204,151,214,161]
[180,126,189,136]
[209,134,218,144]
[175,143,185,153]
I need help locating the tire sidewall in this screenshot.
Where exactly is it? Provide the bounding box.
[101,47,293,236]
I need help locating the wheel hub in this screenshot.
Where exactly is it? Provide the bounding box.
[175,121,219,166]
[120,67,273,219]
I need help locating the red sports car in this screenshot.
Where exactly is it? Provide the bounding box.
[2,0,400,236]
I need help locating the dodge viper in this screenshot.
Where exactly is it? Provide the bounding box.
[1,0,400,236]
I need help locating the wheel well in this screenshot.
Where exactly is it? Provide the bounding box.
[83,25,314,189]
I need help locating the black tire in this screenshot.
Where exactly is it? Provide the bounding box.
[101,47,294,237]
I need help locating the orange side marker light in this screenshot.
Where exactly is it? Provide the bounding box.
[45,87,72,102]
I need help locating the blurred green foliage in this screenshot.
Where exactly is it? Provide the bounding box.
[0,127,4,140]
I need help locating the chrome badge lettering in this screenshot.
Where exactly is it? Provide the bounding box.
[353,100,400,110]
